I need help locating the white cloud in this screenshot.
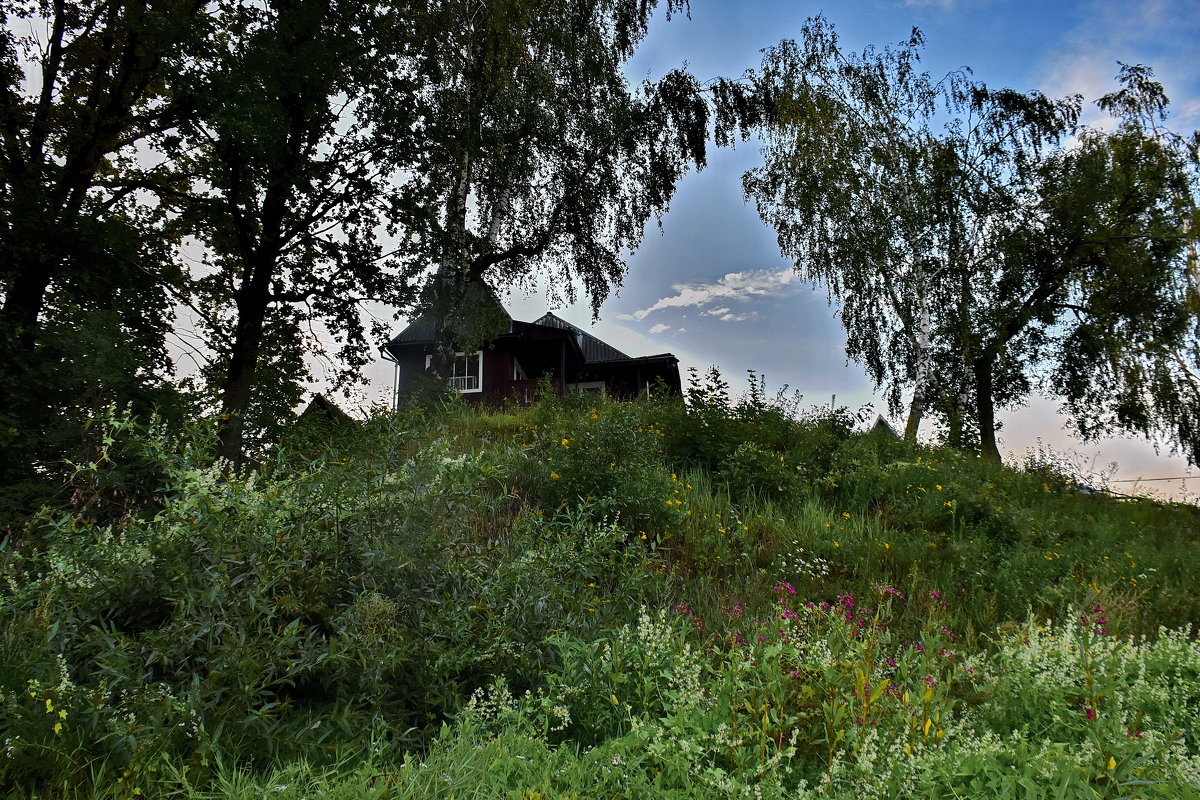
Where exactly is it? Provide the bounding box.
[701,307,759,322]
[648,323,671,334]
[623,268,800,321]
[1035,0,1200,130]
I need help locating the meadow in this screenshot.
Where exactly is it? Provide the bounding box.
[2,374,1199,798]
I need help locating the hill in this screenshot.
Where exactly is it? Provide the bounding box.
[2,383,1199,798]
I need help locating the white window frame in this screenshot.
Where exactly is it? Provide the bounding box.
[513,356,529,381]
[426,350,484,393]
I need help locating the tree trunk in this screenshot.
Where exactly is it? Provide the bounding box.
[904,296,933,441]
[0,256,54,350]
[903,389,925,442]
[974,355,1002,463]
[216,259,273,466]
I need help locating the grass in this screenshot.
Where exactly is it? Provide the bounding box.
[1,390,1198,798]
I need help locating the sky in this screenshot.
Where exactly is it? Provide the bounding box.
[358,0,1200,499]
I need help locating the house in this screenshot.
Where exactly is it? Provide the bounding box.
[380,305,682,408]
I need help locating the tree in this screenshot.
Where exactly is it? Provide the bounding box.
[744,23,1195,462]
[381,0,751,371]
[1049,65,1200,464]
[0,0,207,489]
[746,20,1197,463]
[743,18,1077,448]
[161,0,420,463]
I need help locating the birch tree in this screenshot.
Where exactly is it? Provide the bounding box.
[746,19,1197,463]
[381,0,751,371]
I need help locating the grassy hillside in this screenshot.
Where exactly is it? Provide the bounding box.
[2,383,1199,798]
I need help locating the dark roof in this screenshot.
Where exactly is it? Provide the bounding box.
[297,394,355,427]
[385,282,512,349]
[386,315,438,345]
[382,303,673,376]
[531,312,629,363]
[870,415,901,439]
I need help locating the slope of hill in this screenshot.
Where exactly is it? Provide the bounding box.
[2,385,1198,798]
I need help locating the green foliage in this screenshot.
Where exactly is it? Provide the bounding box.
[2,398,1199,798]
[528,393,680,532]
[745,18,1199,463]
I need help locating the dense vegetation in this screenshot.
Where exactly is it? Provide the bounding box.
[2,379,1198,798]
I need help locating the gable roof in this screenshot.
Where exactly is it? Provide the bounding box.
[385,282,513,348]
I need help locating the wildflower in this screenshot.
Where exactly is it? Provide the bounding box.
[1084,706,1096,720]
[550,472,560,480]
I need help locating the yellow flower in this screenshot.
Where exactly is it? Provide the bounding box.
[935,484,943,491]
[550,472,560,480]
[1107,756,1116,771]
[54,722,62,736]
[45,699,53,713]
[842,512,850,519]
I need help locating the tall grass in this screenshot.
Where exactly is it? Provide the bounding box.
[1,388,1198,797]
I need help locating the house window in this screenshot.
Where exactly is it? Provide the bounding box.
[426,351,483,392]
[513,356,529,381]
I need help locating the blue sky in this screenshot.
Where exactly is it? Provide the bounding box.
[365,0,1200,496]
